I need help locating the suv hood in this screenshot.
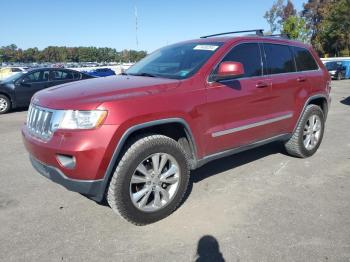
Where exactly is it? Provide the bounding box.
[33,75,180,110]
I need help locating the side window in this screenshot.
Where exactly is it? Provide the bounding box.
[218,43,262,78]
[263,43,295,74]
[51,70,74,81]
[73,72,81,80]
[293,47,319,71]
[42,71,50,81]
[11,68,22,72]
[22,71,41,83]
[22,71,50,83]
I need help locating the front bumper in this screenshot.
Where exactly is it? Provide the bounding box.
[30,155,104,201]
[22,123,120,201]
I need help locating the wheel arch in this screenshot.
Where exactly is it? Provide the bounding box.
[293,94,329,133]
[97,118,198,202]
[307,95,329,120]
[0,91,13,105]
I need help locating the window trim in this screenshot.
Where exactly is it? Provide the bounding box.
[291,46,320,72]
[21,70,50,84]
[207,41,321,84]
[207,41,265,83]
[50,69,75,81]
[261,42,297,75]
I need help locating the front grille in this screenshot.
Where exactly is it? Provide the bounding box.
[27,105,55,141]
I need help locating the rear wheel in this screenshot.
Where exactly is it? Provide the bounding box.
[337,72,343,80]
[285,105,325,158]
[0,95,10,114]
[107,135,190,225]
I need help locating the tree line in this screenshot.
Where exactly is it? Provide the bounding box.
[0,44,147,63]
[264,0,350,57]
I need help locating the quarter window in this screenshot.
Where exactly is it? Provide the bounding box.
[218,43,263,78]
[293,47,318,71]
[263,43,295,74]
[73,72,81,80]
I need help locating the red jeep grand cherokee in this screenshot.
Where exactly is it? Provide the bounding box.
[22,30,331,225]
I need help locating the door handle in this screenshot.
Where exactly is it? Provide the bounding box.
[256,81,269,88]
[297,77,307,82]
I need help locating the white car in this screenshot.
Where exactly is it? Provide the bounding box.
[0,67,29,80]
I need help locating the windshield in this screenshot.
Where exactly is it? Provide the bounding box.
[2,72,24,82]
[126,42,223,79]
[325,62,339,71]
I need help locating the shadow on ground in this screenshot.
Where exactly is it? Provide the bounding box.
[180,141,284,204]
[9,107,28,114]
[195,235,225,262]
[340,96,350,106]
[95,141,285,210]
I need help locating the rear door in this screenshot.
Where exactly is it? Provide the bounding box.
[14,70,50,106]
[291,46,322,127]
[261,42,299,134]
[48,70,76,87]
[204,42,277,155]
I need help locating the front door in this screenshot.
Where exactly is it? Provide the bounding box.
[203,42,279,155]
[14,70,50,106]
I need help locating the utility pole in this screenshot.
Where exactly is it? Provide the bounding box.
[134,5,139,49]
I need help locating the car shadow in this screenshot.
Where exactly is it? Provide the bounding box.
[180,141,284,205]
[9,107,28,114]
[94,141,285,211]
[195,235,225,262]
[340,96,350,106]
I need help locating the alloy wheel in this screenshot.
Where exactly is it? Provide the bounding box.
[129,153,181,212]
[0,97,8,113]
[303,114,322,150]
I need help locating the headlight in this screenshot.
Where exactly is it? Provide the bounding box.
[58,110,107,130]
[329,70,336,74]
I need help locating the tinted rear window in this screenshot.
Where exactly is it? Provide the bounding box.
[220,43,262,77]
[293,47,319,71]
[263,43,295,74]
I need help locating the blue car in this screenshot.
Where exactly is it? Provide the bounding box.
[83,68,116,77]
[340,60,350,79]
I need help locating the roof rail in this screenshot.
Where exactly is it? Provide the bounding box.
[200,29,264,38]
[264,33,290,39]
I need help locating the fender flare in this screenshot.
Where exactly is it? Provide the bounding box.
[293,93,329,133]
[95,118,198,201]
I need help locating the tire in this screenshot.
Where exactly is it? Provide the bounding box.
[285,105,325,158]
[337,73,343,81]
[0,95,11,114]
[107,135,190,225]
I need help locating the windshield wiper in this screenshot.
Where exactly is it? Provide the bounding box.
[128,72,157,78]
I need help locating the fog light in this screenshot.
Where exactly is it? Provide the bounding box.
[56,154,76,169]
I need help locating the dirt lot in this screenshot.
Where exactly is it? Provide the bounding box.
[1,80,349,262]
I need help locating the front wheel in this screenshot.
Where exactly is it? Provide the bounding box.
[0,95,11,114]
[285,105,325,158]
[107,135,190,225]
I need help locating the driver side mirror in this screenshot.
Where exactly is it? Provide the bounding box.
[212,61,245,82]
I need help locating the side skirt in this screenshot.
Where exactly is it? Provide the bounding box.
[195,134,291,169]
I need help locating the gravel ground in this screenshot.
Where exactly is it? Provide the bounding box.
[0,80,349,262]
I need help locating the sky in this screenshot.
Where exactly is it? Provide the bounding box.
[0,0,305,52]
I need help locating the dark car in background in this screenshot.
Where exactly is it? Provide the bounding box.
[0,68,94,114]
[325,61,346,80]
[83,68,116,77]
